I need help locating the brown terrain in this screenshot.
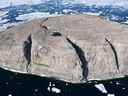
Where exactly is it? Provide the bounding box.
[0,14,128,83]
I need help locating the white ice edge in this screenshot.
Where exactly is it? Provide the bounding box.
[16,12,62,21]
[0,12,63,32]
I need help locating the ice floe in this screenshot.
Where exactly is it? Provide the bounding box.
[107,94,115,96]
[95,84,108,94]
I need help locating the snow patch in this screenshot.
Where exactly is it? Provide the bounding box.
[66,0,128,8]
[51,87,61,93]
[95,84,108,94]
[47,82,61,94]
[0,12,62,32]
[107,94,115,96]
[116,81,120,85]
[1,0,128,8]
[83,12,102,16]
[0,11,8,17]
[16,12,62,21]
[8,94,12,96]
[47,86,50,91]
[49,82,52,87]
[123,20,128,24]
[0,22,20,32]
[47,86,61,93]
[0,19,8,24]
[0,0,42,8]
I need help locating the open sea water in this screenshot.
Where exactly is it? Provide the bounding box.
[0,67,128,96]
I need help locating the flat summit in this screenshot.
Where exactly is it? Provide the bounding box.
[0,15,128,83]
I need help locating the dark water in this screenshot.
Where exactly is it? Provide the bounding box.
[0,68,128,96]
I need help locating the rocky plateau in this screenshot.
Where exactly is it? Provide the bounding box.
[0,14,128,83]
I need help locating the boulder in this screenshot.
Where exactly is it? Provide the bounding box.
[1,15,128,83]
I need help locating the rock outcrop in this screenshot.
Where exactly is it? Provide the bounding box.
[1,15,128,83]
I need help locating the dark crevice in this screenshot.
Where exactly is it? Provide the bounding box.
[41,25,48,30]
[23,35,32,72]
[66,38,88,81]
[40,18,48,28]
[105,38,120,71]
[51,32,62,36]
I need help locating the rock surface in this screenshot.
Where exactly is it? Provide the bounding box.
[1,15,128,83]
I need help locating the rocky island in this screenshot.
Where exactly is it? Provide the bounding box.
[0,14,128,83]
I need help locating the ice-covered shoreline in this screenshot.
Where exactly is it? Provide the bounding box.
[0,0,128,32]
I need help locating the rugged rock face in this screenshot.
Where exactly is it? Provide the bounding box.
[42,15,128,81]
[31,26,83,83]
[1,15,128,83]
[0,18,84,83]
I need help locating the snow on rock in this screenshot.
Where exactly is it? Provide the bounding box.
[1,0,128,8]
[0,12,62,32]
[51,87,61,93]
[0,0,42,8]
[66,0,128,7]
[123,20,128,24]
[49,82,52,87]
[16,12,50,21]
[83,12,102,16]
[0,19,8,24]
[16,12,62,21]
[47,86,50,92]
[0,22,20,32]
[107,94,115,96]
[8,94,12,96]
[95,84,108,94]
[47,86,61,94]
[0,11,8,17]
[116,81,120,85]
[47,82,61,94]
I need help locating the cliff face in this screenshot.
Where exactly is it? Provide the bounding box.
[0,15,128,83]
[42,15,128,80]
